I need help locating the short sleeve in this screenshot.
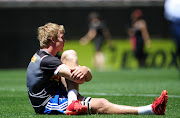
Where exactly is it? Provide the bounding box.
[40,55,62,72]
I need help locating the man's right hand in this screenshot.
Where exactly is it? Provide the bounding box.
[70,66,86,84]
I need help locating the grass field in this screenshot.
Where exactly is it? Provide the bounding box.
[0,69,180,118]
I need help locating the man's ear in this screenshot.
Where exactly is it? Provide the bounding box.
[51,37,55,42]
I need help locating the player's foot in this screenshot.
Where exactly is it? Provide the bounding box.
[66,100,88,115]
[152,90,168,115]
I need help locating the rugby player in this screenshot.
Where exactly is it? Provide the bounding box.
[26,22,168,115]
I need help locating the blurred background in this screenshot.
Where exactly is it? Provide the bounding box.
[0,0,177,70]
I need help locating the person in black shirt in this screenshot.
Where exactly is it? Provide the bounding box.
[128,9,151,67]
[27,22,168,116]
[80,12,113,70]
[27,23,91,115]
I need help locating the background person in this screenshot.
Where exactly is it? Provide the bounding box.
[128,9,151,68]
[80,12,113,70]
[164,0,180,68]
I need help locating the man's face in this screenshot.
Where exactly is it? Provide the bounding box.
[55,31,66,52]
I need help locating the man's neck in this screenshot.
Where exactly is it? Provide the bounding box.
[42,47,57,56]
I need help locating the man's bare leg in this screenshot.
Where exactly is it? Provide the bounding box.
[61,50,79,104]
[61,50,168,116]
[90,98,138,114]
[61,50,87,115]
[94,51,105,70]
[89,90,168,115]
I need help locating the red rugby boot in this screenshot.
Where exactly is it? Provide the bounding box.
[66,100,88,115]
[152,90,168,115]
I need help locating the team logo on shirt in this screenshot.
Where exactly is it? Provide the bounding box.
[31,55,37,63]
[50,75,60,82]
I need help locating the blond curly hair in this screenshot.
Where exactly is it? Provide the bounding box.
[38,23,65,48]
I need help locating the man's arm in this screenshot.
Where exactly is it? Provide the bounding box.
[57,64,92,84]
[139,20,151,48]
[80,29,96,45]
[71,66,92,82]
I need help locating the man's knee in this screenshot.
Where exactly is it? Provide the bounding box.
[98,98,109,108]
[91,98,110,113]
[61,50,78,64]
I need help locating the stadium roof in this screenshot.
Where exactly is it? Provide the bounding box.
[0,0,164,8]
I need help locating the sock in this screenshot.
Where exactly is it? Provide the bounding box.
[67,89,78,106]
[138,104,154,115]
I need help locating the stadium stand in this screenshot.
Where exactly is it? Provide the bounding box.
[0,0,164,8]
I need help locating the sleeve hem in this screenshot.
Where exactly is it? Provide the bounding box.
[54,64,64,75]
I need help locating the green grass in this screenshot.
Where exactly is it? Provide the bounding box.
[0,69,180,118]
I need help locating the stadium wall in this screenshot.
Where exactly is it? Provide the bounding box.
[0,6,170,68]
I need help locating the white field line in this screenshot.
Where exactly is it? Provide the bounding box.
[0,88,180,98]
